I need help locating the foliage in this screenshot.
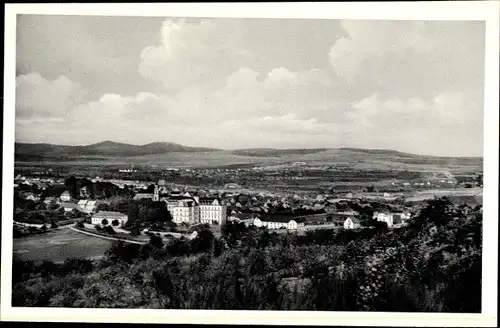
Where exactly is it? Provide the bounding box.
[11,197,482,312]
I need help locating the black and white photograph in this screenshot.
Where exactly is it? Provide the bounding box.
[1,2,499,326]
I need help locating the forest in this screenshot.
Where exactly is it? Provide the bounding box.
[12,197,482,312]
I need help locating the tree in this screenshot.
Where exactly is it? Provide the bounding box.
[101,219,109,226]
[64,176,79,199]
[149,234,164,249]
[112,219,120,227]
[127,203,139,227]
[97,203,111,212]
[103,225,116,234]
[190,228,215,254]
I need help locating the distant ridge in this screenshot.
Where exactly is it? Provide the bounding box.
[15,141,220,159]
[14,141,483,162]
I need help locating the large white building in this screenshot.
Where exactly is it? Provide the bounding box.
[164,195,227,225]
[91,211,128,227]
[198,198,227,225]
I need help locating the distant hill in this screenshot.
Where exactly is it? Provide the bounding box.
[15,141,220,158]
[14,141,483,172]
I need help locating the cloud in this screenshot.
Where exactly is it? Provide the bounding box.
[329,20,485,101]
[138,19,254,93]
[14,18,485,156]
[16,73,87,121]
[347,92,483,156]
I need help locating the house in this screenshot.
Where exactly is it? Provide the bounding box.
[252,215,304,230]
[91,211,128,227]
[60,191,71,202]
[296,213,328,226]
[133,193,154,200]
[77,200,100,214]
[373,211,394,227]
[23,192,40,201]
[344,217,361,229]
[61,202,80,213]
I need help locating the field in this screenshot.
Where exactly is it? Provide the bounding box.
[14,148,483,173]
[13,228,113,263]
[406,187,482,202]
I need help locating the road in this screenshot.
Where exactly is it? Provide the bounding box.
[69,226,147,245]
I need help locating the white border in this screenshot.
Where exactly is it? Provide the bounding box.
[2,2,499,326]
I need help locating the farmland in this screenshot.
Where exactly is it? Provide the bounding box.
[13,228,113,263]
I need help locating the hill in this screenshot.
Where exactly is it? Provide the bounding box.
[14,141,483,173]
[15,141,220,158]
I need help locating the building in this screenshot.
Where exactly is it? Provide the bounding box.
[91,211,128,227]
[165,196,199,224]
[133,193,154,201]
[251,216,304,230]
[164,195,227,226]
[198,198,227,225]
[373,211,394,227]
[61,202,80,213]
[344,217,361,229]
[60,191,72,202]
[23,192,40,201]
[77,200,100,214]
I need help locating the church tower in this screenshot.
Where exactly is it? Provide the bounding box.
[153,184,159,202]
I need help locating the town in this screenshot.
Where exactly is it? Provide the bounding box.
[13,163,483,243]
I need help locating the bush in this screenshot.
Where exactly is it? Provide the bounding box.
[75,221,85,229]
[149,234,164,249]
[111,219,119,227]
[103,225,116,235]
[101,219,108,226]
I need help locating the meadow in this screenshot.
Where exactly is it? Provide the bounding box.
[14,148,483,173]
[13,228,112,263]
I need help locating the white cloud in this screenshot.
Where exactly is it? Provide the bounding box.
[16,73,87,121]
[329,20,485,100]
[14,18,485,156]
[138,19,253,92]
[347,92,483,156]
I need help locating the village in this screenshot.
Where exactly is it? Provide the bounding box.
[13,169,483,244]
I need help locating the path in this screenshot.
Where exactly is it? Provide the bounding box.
[69,226,147,245]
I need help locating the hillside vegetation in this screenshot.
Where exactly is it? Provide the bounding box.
[12,197,482,312]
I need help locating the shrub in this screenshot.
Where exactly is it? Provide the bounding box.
[101,219,108,226]
[111,219,120,227]
[103,225,116,235]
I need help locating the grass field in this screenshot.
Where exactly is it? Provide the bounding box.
[14,148,482,172]
[13,228,113,263]
[406,187,482,202]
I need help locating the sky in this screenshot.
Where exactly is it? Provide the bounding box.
[15,15,485,156]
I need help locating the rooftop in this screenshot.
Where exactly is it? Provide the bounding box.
[93,211,127,217]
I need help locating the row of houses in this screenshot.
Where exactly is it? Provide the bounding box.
[228,211,363,231]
